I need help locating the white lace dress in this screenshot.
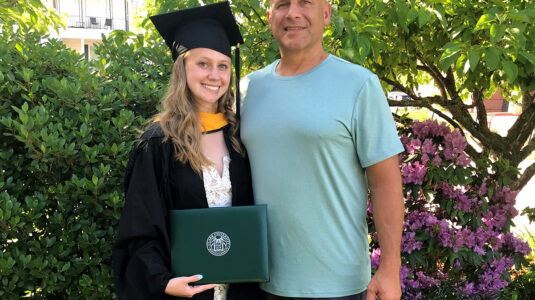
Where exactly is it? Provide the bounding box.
[202,156,231,300]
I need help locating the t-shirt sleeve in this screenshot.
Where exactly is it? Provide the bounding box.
[352,75,404,168]
[239,75,251,110]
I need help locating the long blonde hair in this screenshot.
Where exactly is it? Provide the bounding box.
[153,52,244,174]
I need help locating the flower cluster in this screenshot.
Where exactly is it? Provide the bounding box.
[369,119,531,299]
[459,256,515,296]
[438,182,479,213]
[483,186,519,231]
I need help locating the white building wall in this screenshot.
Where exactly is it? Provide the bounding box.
[45,0,144,58]
[85,0,108,18]
[59,0,81,16]
[113,0,127,19]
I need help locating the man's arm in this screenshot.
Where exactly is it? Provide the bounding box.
[365,155,404,300]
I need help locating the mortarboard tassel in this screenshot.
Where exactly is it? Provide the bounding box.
[235,43,241,119]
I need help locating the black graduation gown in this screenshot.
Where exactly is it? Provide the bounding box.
[112,123,261,300]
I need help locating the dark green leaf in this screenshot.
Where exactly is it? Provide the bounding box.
[468,50,480,72]
[502,59,518,82]
[484,47,501,71]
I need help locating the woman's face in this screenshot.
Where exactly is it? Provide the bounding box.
[184,48,232,113]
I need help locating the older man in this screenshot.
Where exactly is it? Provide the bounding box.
[241,1,404,299]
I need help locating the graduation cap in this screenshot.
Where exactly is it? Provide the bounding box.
[150,1,245,116]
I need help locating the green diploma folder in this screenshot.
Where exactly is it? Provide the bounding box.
[169,205,269,284]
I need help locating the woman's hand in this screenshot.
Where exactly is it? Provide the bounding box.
[164,274,217,298]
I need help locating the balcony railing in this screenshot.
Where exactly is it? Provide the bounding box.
[66,15,126,30]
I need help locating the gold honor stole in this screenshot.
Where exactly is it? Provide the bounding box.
[199,112,228,133]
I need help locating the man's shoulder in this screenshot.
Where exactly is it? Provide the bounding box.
[326,55,375,79]
[244,60,278,81]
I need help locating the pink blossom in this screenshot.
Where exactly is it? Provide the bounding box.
[421,139,436,154]
[478,179,488,195]
[456,153,471,167]
[454,194,472,212]
[407,138,422,154]
[400,134,410,147]
[402,161,427,185]
[421,153,430,165]
[401,232,423,253]
[432,155,442,166]
[444,129,467,153]
[370,248,381,270]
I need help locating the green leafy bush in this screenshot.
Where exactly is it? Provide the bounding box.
[0,28,169,298]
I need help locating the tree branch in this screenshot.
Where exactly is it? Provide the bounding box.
[250,6,266,26]
[518,139,535,163]
[512,162,535,191]
[444,68,461,104]
[240,9,253,23]
[415,51,448,101]
[472,89,489,131]
[522,90,535,112]
[508,99,535,162]
[381,59,525,178]
[387,95,443,108]
[416,65,448,101]
[381,77,416,100]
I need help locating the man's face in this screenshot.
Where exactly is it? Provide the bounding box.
[267,0,331,54]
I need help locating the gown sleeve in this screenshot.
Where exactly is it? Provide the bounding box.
[113,136,173,299]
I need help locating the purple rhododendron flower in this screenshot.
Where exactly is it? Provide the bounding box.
[456,152,471,167]
[370,248,381,270]
[401,232,423,253]
[460,228,476,249]
[400,134,410,147]
[483,208,508,231]
[402,162,427,185]
[477,257,514,292]
[421,138,436,154]
[454,194,472,212]
[432,155,442,166]
[478,178,488,195]
[458,282,476,295]
[407,138,422,154]
[415,271,439,289]
[421,153,430,165]
[399,264,412,290]
[437,220,454,248]
[444,129,467,153]
[489,233,504,251]
[443,147,454,160]
[503,233,532,255]
[412,121,432,138]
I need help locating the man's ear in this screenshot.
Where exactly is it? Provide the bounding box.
[267,9,272,29]
[323,2,332,26]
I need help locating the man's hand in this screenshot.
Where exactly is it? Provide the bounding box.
[366,265,401,300]
[164,274,217,298]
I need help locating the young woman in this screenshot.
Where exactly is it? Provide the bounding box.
[112,2,260,299]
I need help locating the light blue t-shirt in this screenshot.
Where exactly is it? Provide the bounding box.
[240,55,403,297]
